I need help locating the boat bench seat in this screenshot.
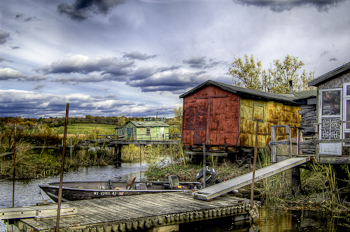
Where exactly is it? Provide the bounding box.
[135,183,147,190]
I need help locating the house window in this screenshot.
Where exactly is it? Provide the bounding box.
[321,90,341,115]
[146,128,150,136]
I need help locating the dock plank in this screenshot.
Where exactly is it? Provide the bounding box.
[18,192,253,231]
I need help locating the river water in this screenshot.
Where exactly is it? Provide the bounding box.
[1,163,350,232]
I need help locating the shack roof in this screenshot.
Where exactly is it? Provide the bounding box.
[179,80,307,105]
[126,120,169,128]
[309,61,350,87]
[290,89,317,100]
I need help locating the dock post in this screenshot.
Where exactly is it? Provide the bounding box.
[12,125,17,208]
[297,128,300,155]
[70,138,72,160]
[56,103,69,232]
[292,166,301,196]
[271,126,276,163]
[202,143,206,188]
[287,125,292,158]
[116,144,122,164]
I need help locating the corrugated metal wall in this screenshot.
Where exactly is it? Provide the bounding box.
[182,85,301,148]
[182,86,240,146]
[239,99,300,148]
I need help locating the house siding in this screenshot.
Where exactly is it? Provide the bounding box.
[123,121,169,140]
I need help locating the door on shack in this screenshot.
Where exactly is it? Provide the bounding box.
[160,127,164,139]
[191,95,229,145]
[319,88,342,155]
[127,128,133,140]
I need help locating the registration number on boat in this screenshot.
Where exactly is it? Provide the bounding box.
[93,191,123,196]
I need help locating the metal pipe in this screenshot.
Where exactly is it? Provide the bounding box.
[12,125,17,208]
[56,103,69,232]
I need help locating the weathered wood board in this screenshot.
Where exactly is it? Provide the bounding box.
[16,192,254,232]
[193,157,310,201]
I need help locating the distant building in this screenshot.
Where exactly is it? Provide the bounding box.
[116,121,170,140]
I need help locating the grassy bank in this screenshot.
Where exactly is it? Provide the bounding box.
[57,123,115,136]
[0,122,181,179]
[0,123,118,179]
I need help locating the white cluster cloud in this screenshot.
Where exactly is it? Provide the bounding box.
[0,68,47,81]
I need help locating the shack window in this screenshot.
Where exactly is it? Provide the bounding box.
[146,128,150,136]
[322,90,341,115]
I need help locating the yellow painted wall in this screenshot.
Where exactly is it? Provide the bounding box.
[239,99,301,148]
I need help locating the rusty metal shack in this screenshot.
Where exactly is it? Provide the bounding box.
[179,80,302,160]
[307,61,350,163]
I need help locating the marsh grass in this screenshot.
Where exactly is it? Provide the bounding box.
[0,123,117,179]
[256,146,350,213]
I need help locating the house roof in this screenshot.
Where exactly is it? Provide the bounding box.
[127,120,169,128]
[179,80,312,105]
[309,61,350,86]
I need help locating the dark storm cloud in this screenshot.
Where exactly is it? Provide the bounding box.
[233,0,346,12]
[38,55,134,75]
[183,56,206,68]
[52,72,128,84]
[157,65,181,72]
[0,89,135,118]
[0,68,47,81]
[126,69,212,92]
[41,55,224,93]
[183,56,226,69]
[0,30,10,45]
[130,66,158,81]
[129,65,182,81]
[57,0,127,21]
[123,52,157,60]
[129,106,174,118]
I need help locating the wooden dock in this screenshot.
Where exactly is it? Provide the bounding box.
[1,192,256,232]
[193,157,311,201]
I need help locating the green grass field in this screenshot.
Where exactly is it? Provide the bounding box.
[58,123,116,135]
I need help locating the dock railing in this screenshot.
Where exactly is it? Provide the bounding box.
[270,120,350,163]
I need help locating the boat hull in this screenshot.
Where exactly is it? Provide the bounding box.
[39,181,201,202]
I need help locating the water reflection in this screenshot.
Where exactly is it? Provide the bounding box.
[182,208,350,232]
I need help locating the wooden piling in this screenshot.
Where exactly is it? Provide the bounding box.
[56,103,69,232]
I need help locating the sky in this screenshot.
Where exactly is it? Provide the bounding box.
[0,0,349,119]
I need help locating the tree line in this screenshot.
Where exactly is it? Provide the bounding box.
[228,54,316,93]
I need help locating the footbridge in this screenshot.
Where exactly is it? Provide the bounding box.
[192,157,311,201]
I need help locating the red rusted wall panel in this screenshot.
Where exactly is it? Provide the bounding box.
[182,86,240,146]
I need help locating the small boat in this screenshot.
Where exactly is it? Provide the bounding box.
[39,176,202,202]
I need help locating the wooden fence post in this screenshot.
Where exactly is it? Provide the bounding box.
[271,126,276,163]
[286,125,292,158]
